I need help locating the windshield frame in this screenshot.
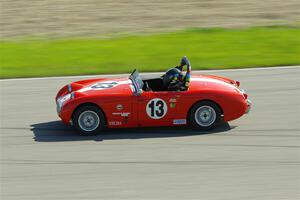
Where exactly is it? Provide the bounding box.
[129,69,144,95]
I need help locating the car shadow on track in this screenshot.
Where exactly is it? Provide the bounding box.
[30,121,233,142]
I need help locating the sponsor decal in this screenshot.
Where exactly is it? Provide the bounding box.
[169,98,177,108]
[146,98,168,119]
[169,98,177,103]
[112,112,131,117]
[170,102,176,108]
[109,121,122,126]
[170,103,176,108]
[173,119,187,125]
[116,104,124,111]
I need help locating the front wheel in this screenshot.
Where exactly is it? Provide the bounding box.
[189,101,222,131]
[72,105,105,135]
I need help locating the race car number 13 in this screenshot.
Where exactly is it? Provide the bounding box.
[146,98,168,119]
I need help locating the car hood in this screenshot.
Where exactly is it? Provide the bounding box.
[56,77,134,100]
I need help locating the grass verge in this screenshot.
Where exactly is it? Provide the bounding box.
[0,26,299,78]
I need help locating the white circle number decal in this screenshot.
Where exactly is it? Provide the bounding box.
[146,98,168,119]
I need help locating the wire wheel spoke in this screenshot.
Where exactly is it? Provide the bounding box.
[78,110,100,132]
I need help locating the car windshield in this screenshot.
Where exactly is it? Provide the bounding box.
[129,69,144,94]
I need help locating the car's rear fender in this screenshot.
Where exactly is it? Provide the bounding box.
[186,91,246,122]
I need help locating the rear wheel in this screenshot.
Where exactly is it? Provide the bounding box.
[72,105,105,135]
[189,101,222,131]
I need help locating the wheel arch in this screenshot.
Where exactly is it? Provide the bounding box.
[72,102,107,126]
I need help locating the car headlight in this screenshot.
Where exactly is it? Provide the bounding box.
[56,93,73,114]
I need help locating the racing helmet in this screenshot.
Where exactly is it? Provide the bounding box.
[163,67,184,91]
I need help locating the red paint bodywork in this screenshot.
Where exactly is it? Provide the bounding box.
[56,74,250,128]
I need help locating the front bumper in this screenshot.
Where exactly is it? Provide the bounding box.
[55,101,72,125]
[246,99,252,114]
[56,100,63,115]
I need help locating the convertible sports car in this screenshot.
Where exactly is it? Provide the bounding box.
[56,56,251,135]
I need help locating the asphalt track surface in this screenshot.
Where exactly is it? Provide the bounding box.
[0,67,299,200]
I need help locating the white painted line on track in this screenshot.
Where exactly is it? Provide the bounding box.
[0,65,299,82]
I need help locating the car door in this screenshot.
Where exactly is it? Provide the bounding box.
[136,90,186,127]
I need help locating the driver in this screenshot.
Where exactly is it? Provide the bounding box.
[163,56,191,91]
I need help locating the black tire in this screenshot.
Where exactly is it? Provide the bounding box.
[72,105,106,135]
[189,101,222,131]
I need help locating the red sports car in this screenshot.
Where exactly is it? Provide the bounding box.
[56,57,251,135]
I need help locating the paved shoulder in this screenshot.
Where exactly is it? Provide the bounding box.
[1,67,300,200]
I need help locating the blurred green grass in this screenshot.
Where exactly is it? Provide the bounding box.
[0,26,299,78]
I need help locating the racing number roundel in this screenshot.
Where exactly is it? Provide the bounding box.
[146,98,168,119]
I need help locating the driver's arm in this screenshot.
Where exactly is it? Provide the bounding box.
[175,65,183,71]
[176,65,191,90]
